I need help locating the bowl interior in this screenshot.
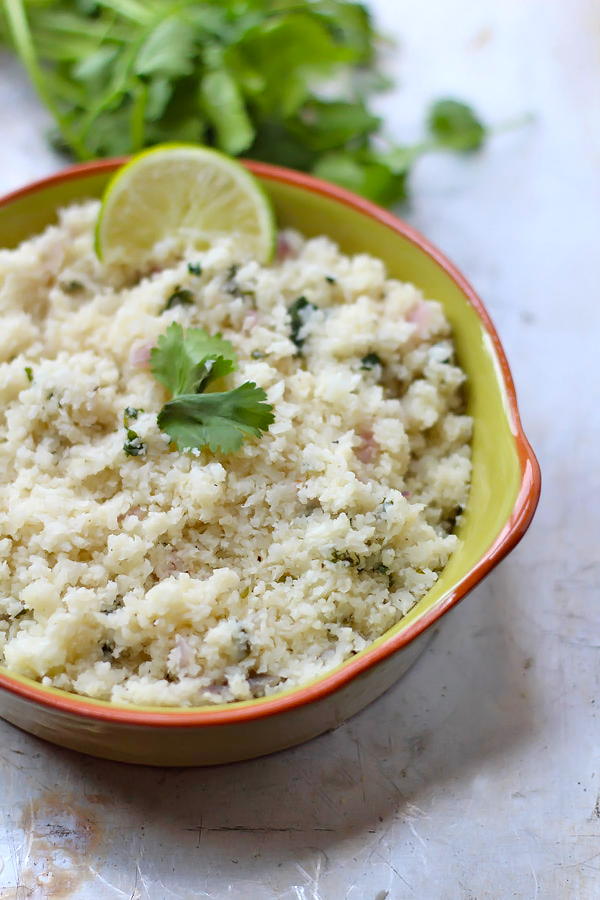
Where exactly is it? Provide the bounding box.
[0,165,524,707]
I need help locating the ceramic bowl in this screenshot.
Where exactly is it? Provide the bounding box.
[0,160,540,765]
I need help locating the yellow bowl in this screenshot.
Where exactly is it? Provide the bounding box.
[0,160,541,765]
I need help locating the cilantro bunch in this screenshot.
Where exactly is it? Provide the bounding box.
[149,323,274,454]
[1,0,488,206]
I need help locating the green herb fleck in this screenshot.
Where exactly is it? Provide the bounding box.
[233,625,251,659]
[251,350,265,360]
[223,265,239,294]
[187,263,203,276]
[330,548,361,567]
[123,406,142,426]
[325,276,337,284]
[221,269,255,306]
[24,366,33,383]
[288,296,317,352]
[374,563,388,576]
[446,503,465,531]
[164,288,194,311]
[60,279,84,294]
[361,352,383,371]
[123,429,146,457]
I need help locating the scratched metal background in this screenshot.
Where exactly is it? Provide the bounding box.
[1,0,599,897]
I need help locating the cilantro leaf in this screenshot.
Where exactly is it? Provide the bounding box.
[246,117,319,171]
[200,64,255,155]
[158,384,275,453]
[313,150,410,206]
[149,323,273,454]
[134,15,196,79]
[312,0,375,64]
[73,45,118,85]
[428,99,486,152]
[145,78,172,123]
[286,99,380,153]
[227,14,351,118]
[150,322,237,396]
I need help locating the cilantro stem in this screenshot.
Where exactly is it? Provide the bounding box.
[130,80,148,151]
[3,0,92,160]
[487,112,536,137]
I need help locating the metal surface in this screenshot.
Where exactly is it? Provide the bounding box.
[0,0,598,896]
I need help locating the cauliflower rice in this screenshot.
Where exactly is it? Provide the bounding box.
[0,202,472,706]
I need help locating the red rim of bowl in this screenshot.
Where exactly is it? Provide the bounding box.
[0,158,541,727]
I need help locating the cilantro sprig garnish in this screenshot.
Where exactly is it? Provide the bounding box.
[149,323,274,454]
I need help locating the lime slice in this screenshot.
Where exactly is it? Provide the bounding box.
[95,144,276,267]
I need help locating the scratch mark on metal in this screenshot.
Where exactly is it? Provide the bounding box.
[529,860,539,900]
[88,866,129,897]
[0,756,63,801]
[135,863,154,900]
[354,738,366,805]
[371,848,415,894]
[129,864,139,900]
[386,860,415,893]
[407,819,427,852]
[565,850,600,869]
[294,860,322,898]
